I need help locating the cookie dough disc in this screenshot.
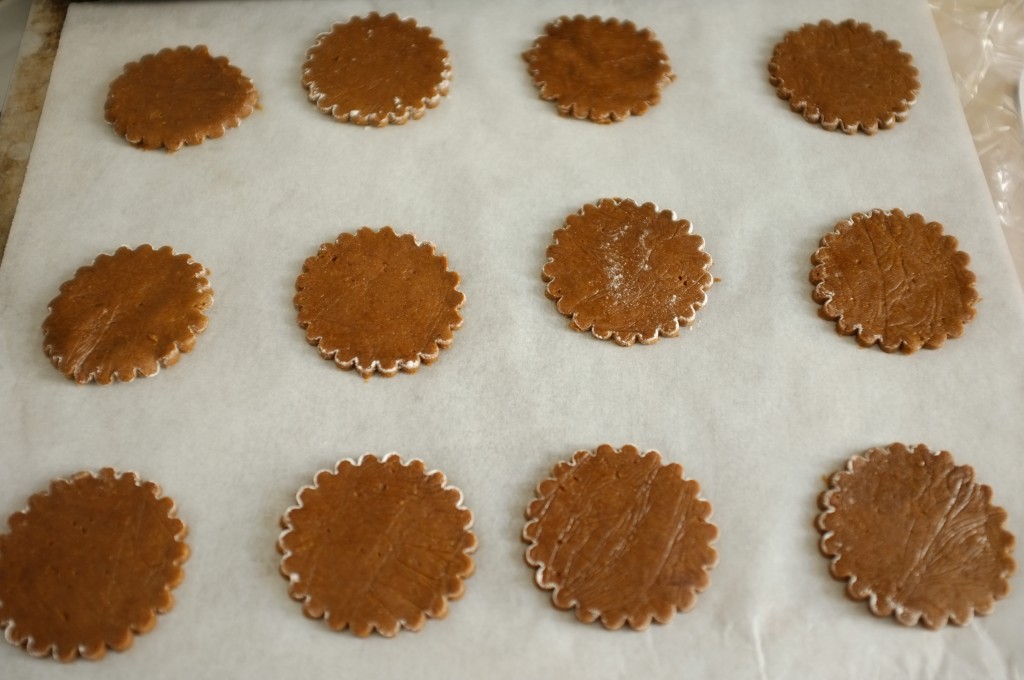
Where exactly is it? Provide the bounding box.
[278,455,477,637]
[768,19,920,134]
[543,198,713,346]
[817,444,1016,629]
[523,15,674,123]
[42,245,213,384]
[810,209,977,353]
[294,227,464,378]
[0,469,189,661]
[302,13,450,126]
[105,45,258,151]
[523,444,718,630]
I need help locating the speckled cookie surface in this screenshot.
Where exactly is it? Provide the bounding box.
[278,455,476,637]
[769,19,919,134]
[42,245,213,384]
[542,198,713,346]
[523,15,673,123]
[523,444,717,629]
[817,444,1015,629]
[0,469,188,661]
[302,13,450,126]
[294,227,464,377]
[105,45,258,151]
[810,209,977,353]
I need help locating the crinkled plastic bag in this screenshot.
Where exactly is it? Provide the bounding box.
[931,0,1024,287]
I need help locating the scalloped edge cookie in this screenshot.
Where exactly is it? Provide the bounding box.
[542,198,713,346]
[810,209,977,353]
[523,444,718,630]
[0,468,188,661]
[278,454,476,637]
[768,19,919,135]
[817,443,1016,629]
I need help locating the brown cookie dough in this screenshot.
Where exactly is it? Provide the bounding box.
[0,469,189,661]
[542,198,713,346]
[768,19,920,135]
[294,227,464,378]
[105,45,258,151]
[42,245,213,384]
[302,13,450,126]
[810,209,977,353]
[278,455,477,637]
[523,444,717,630]
[523,16,674,123]
[817,444,1016,629]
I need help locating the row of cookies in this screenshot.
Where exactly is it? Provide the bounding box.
[103,14,920,151]
[40,199,978,384]
[0,442,1013,661]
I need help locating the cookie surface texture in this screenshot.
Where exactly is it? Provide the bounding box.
[523,15,673,123]
[278,455,477,637]
[768,19,919,134]
[523,444,718,630]
[42,245,213,384]
[810,209,977,353]
[105,45,258,151]
[543,198,712,346]
[302,13,450,126]
[294,226,464,377]
[817,443,1016,629]
[0,469,189,661]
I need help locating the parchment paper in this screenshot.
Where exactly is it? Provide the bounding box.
[1,1,1023,678]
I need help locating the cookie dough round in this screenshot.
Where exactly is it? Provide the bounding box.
[817,443,1016,629]
[278,455,477,637]
[42,245,213,384]
[543,198,713,346]
[523,444,718,629]
[302,13,450,126]
[810,209,977,353]
[523,15,674,123]
[768,19,919,134]
[0,469,189,661]
[294,227,464,377]
[105,45,258,151]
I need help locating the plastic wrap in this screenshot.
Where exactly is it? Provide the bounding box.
[931,0,1024,286]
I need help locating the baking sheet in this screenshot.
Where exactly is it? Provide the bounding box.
[1,1,1023,677]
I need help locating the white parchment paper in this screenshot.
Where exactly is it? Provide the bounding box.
[1,1,1023,678]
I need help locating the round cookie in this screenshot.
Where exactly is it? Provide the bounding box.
[543,198,713,346]
[302,13,450,126]
[523,444,718,629]
[810,209,977,353]
[523,15,674,123]
[0,469,189,661]
[294,227,464,377]
[278,455,477,637]
[105,45,258,151]
[43,245,213,384]
[817,443,1016,629]
[768,19,919,135]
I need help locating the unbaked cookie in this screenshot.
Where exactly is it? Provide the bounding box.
[294,227,464,377]
[105,45,258,151]
[523,444,717,629]
[810,209,977,353]
[817,443,1016,629]
[0,469,188,661]
[278,455,476,637]
[523,15,673,123]
[543,198,713,346]
[302,13,450,126]
[769,19,919,134]
[43,245,213,384]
